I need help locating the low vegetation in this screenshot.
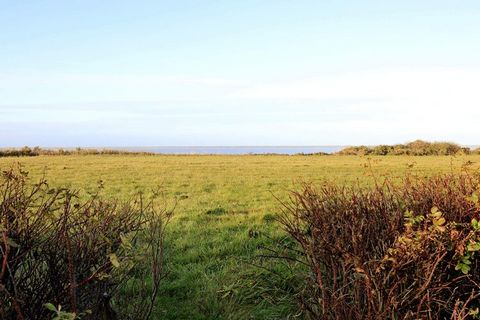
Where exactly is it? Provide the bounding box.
[0,166,171,319]
[1,155,480,318]
[0,146,154,157]
[278,171,480,319]
[337,140,469,156]
[1,140,477,158]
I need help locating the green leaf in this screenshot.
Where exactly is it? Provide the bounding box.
[109,253,120,268]
[404,210,413,218]
[455,261,471,274]
[461,264,471,274]
[44,303,58,312]
[472,219,480,230]
[468,241,480,252]
[460,254,473,265]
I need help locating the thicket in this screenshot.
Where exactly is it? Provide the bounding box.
[337,140,468,156]
[278,170,480,319]
[0,166,171,319]
[0,147,154,157]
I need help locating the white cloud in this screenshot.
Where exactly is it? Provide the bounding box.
[1,67,479,145]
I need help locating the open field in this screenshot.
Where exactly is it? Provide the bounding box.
[2,154,480,319]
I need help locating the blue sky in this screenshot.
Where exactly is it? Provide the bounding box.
[1,0,480,147]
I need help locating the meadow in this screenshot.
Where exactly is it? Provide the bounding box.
[2,154,479,319]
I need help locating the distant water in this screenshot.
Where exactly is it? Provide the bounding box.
[112,146,345,155]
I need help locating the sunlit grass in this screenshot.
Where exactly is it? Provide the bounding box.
[1,154,479,319]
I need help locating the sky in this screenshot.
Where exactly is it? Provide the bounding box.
[1,0,480,147]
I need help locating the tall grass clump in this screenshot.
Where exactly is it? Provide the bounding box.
[0,166,171,320]
[279,171,480,319]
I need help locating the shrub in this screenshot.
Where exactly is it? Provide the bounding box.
[372,145,393,155]
[0,166,171,319]
[278,171,480,319]
[336,146,372,156]
[336,140,465,156]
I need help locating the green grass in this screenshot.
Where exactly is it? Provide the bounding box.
[1,154,479,319]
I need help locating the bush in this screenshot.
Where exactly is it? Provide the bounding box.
[337,140,465,156]
[336,146,372,156]
[372,145,393,155]
[278,171,480,319]
[0,166,171,319]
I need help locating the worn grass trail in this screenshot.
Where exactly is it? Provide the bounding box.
[1,155,478,319]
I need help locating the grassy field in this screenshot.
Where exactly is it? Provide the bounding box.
[2,154,479,319]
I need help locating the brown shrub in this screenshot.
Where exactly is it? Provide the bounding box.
[0,166,171,320]
[279,172,480,319]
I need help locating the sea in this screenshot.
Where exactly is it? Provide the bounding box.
[113,146,345,155]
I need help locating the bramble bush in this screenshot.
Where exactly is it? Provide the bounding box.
[0,166,171,320]
[278,171,480,319]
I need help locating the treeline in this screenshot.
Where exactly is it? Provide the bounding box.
[0,146,154,157]
[337,140,479,156]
